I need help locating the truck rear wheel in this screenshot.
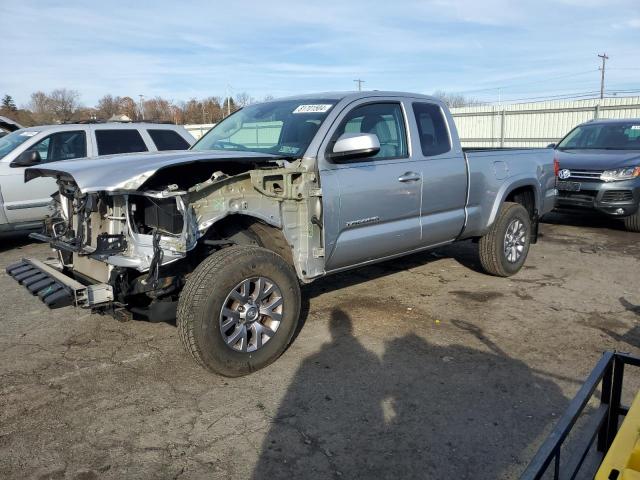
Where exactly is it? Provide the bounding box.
[623,211,640,232]
[478,202,531,277]
[177,246,301,377]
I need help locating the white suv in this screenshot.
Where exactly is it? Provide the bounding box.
[0,123,194,233]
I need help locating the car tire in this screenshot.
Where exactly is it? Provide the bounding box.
[177,246,301,377]
[479,202,532,277]
[623,210,640,232]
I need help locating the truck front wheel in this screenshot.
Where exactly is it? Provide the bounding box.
[177,246,301,377]
[478,202,531,277]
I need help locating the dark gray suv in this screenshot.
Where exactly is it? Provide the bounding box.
[554,118,640,231]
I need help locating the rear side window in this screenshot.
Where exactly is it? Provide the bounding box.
[147,129,190,151]
[412,103,451,157]
[95,129,147,155]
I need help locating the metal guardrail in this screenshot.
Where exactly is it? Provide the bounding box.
[521,351,640,480]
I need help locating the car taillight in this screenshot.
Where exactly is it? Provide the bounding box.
[553,157,560,176]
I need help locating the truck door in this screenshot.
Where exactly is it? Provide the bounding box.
[3,130,88,223]
[319,100,422,271]
[410,101,467,246]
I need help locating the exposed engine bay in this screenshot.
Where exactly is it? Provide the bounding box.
[30,157,325,320]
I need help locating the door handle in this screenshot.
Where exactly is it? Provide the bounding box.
[398,172,420,182]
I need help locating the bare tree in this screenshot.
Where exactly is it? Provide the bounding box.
[181,99,201,124]
[143,96,173,123]
[96,94,125,120]
[49,88,81,122]
[222,97,238,117]
[71,107,98,123]
[28,89,81,123]
[234,92,254,108]
[202,96,223,123]
[119,97,139,121]
[29,91,54,124]
[432,90,481,108]
[20,90,261,126]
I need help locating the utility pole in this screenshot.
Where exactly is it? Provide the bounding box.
[598,53,609,99]
[353,79,365,91]
[201,104,208,124]
[138,94,145,121]
[225,84,232,117]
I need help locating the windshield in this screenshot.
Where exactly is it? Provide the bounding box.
[0,129,39,159]
[191,99,337,157]
[558,122,640,150]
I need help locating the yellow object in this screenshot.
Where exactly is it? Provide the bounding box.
[596,393,640,479]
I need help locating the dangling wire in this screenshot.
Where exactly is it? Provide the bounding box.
[146,230,164,289]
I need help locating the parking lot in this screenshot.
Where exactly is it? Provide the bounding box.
[1,211,639,479]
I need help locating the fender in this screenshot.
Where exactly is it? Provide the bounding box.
[189,167,325,282]
[485,174,541,229]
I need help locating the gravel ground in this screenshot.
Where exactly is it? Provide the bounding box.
[1,211,639,480]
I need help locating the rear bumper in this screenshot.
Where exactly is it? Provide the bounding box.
[5,257,113,309]
[555,180,640,217]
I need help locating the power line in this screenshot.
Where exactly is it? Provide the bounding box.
[353,79,365,91]
[449,69,599,95]
[482,88,640,105]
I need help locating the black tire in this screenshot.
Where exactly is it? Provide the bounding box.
[624,210,640,232]
[177,246,301,377]
[478,202,531,277]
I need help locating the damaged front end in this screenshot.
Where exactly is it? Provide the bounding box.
[10,152,324,321]
[11,179,198,319]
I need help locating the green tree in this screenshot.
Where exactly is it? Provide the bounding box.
[1,94,17,112]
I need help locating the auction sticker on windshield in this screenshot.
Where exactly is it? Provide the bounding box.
[293,104,333,114]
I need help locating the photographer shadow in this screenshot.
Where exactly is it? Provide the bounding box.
[252,310,567,479]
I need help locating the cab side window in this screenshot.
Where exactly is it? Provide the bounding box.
[333,103,408,160]
[147,129,191,151]
[412,103,451,157]
[96,129,148,155]
[30,131,87,163]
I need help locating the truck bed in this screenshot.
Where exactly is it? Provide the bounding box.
[461,148,557,238]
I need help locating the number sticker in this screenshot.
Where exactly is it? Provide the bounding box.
[293,104,332,114]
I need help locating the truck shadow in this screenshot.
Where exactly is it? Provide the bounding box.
[542,210,627,231]
[291,241,481,342]
[252,309,569,480]
[304,239,482,299]
[0,232,35,254]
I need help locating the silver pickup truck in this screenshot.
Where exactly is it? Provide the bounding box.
[7,92,557,376]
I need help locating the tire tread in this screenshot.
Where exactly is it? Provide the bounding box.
[177,246,261,369]
[478,202,530,277]
[624,211,640,232]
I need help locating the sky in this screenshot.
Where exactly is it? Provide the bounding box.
[1,0,639,107]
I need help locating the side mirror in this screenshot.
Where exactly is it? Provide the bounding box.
[11,150,42,168]
[547,143,556,149]
[328,133,380,161]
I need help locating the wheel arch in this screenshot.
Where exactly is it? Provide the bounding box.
[200,213,295,267]
[486,177,540,230]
